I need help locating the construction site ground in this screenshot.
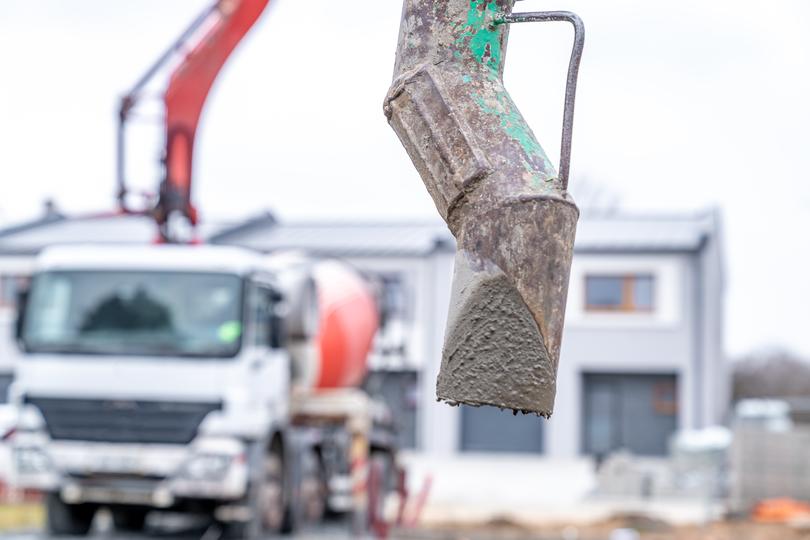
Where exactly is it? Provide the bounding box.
[0,503,808,540]
[1,519,809,540]
[398,518,810,540]
[1,455,803,539]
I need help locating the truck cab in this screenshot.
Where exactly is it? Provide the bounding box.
[11,245,306,535]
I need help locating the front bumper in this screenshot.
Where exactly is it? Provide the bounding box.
[12,435,250,506]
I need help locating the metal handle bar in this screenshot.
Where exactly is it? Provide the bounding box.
[499,11,585,191]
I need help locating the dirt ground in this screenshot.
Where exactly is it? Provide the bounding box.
[0,503,44,532]
[3,504,809,540]
[400,515,810,540]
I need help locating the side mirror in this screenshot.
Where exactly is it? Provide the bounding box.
[14,287,29,342]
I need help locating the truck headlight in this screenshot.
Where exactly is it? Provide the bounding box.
[16,446,52,474]
[181,454,232,481]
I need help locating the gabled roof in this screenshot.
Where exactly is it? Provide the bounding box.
[574,211,717,253]
[0,214,234,256]
[209,210,719,256]
[209,215,454,256]
[0,209,720,258]
[0,213,66,244]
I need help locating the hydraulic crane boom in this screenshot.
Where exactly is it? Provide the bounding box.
[117,0,269,242]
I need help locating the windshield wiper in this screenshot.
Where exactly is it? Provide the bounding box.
[25,341,236,358]
[24,342,110,355]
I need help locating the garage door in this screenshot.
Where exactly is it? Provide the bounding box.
[582,373,678,456]
[460,405,544,453]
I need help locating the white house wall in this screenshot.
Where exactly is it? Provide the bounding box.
[345,251,458,454]
[565,254,685,329]
[421,251,456,454]
[0,256,34,373]
[346,248,719,457]
[549,252,698,457]
[699,225,727,426]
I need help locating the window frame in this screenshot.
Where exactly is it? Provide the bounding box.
[246,281,278,349]
[584,273,655,313]
[0,275,24,309]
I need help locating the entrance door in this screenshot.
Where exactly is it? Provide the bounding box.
[582,373,678,456]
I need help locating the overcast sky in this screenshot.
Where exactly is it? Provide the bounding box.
[1,1,809,358]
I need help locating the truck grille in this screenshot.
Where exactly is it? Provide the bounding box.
[25,397,222,445]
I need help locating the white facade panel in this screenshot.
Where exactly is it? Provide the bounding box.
[565,254,686,330]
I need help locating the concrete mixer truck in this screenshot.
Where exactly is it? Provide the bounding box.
[8,244,397,537]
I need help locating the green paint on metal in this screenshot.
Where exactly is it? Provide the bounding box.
[472,91,557,187]
[455,0,505,70]
[448,1,559,189]
[521,161,557,190]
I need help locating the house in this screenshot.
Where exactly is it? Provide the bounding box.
[0,208,726,457]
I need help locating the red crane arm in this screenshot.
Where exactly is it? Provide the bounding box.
[161,0,269,232]
[117,0,269,242]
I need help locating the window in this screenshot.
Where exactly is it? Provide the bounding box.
[585,274,654,312]
[248,285,276,348]
[22,271,243,357]
[378,274,409,326]
[0,374,12,403]
[373,273,411,359]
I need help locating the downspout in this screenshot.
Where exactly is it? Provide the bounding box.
[385,0,583,416]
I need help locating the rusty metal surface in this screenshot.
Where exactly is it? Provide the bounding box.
[502,10,584,189]
[385,0,583,416]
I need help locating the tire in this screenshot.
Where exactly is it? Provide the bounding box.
[368,451,394,530]
[111,507,148,532]
[221,446,291,539]
[299,449,327,525]
[261,448,297,535]
[45,492,96,536]
[220,519,251,540]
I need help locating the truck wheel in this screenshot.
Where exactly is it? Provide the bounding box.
[221,448,288,539]
[258,450,289,534]
[368,451,394,530]
[45,492,96,536]
[300,449,327,524]
[111,507,148,532]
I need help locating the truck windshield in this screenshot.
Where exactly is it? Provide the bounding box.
[22,271,243,358]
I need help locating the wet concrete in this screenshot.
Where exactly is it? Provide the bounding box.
[438,251,555,416]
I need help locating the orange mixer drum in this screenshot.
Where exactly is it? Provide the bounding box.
[311,261,378,389]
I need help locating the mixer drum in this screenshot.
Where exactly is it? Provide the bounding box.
[311,261,378,389]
